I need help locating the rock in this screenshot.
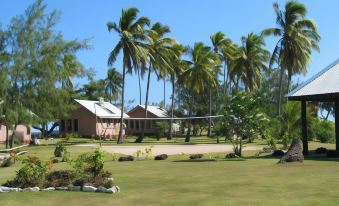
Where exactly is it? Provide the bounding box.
[272,149,285,157]
[83,185,97,192]
[315,147,327,154]
[105,186,117,194]
[9,188,22,192]
[0,186,11,192]
[262,147,272,153]
[42,187,55,191]
[55,187,68,191]
[115,186,120,192]
[278,139,304,163]
[96,186,107,193]
[118,155,134,162]
[68,185,81,191]
[154,154,168,160]
[189,154,203,160]
[225,153,240,159]
[23,187,40,192]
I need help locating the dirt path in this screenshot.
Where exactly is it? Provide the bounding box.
[75,144,261,155]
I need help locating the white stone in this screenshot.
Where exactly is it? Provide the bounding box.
[96,186,107,193]
[55,187,68,190]
[105,186,119,194]
[0,186,11,192]
[9,188,22,192]
[82,185,97,192]
[42,187,55,191]
[68,185,81,191]
[23,187,40,192]
[107,177,114,182]
[115,186,120,192]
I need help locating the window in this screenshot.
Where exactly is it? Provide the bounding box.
[60,120,65,132]
[136,120,140,130]
[73,119,78,132]
[130,120,134,129]
[67,119,72,132]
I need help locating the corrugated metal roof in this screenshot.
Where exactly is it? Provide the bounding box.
[128,105,169,118]
[288,58,339,97]
[74,99,129,118]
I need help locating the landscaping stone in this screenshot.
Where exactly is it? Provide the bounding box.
[42,187,55,191]
[96,186,107,193]
[83,185,97,192]
[55,186,68,191]
[9,188,22,192]
[154,154,168,160]
[115,186,120,192]
[118,155,134,162]
[105,186,119,194]
[189,154,203,160]
[225,153,240,159]
[278,139,304,163]
[68,185,81,191]
[23,187,40,192]
[0,186,11,192]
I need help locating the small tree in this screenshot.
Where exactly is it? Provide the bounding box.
[223,90,268,157]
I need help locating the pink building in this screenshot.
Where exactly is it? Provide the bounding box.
[0,124,31,144]
[59,99,129,139]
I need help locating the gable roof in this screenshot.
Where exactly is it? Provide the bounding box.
[288,58,339,99]
[127,105,169,118]
[74,99,129,118]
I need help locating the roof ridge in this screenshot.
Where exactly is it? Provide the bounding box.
[288,58,339,97]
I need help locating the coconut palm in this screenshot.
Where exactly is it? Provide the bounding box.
[60,54,85,89]
[233,33,270,92]
[105,68,123,104]
[107,8,150,144]
[262,1,320,115]
[183,42,220,142]
[136,22,176,143]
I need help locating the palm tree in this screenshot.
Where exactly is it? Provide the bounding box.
[107,8,150,144]
[262,1,320,115]
[105,68,123,104]
[168,44,187,140]
[136,22,176,143]
[233,33,270,92]
[60,54,85,89]
[183,42,220,142]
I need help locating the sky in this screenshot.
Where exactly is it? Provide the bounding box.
[1,0,339,109]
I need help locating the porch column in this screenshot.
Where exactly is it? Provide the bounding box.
[301,100,308,155]
[335,101,339,152]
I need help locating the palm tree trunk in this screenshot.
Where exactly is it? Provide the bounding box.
[185,94,193,142]
[9,124,17,148]
[168,78,175,140]
[208,88,212,137]
[117,65,126,144]
[163,79,166,108]
[223,61,227,94]
[137,66,151,143]
[277,67,284,116]
[5,125,9,149]
[138,69,142,105]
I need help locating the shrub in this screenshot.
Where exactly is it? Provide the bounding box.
[272,150,285,157]
[189,154,203,160]
[1,157,13,167]
[225,153,240,159]
[315,147,327,154]
[326,150,339,158]
[54,143,66,157]
[118,155,134,162]
[44,170,76,187]
[52,158,59,164]
[154,154,168,160]
[111,153,119,161]
[4,156,47,188]
[314,120,335,143]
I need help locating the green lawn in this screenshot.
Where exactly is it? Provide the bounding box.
[1,141,339,206]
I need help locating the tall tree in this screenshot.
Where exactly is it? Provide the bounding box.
[233,33,270,92]
[136,22,176,143]
[107,8,150,144]
[263,1,320,115]
[183,42,220,142]
[105,68,123,104]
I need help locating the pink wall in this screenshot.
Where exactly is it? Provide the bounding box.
[0,124,31,144]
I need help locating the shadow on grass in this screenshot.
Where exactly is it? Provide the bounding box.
[172,159,217,163]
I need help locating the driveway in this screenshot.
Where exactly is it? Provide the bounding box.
[75,144,261,155]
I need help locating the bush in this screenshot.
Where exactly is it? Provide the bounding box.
[272,150,285,157]
[54,143,66,157]
[189,154,203,160]
[111,153,119,161]
[154,154,168,160]
[225,153,240,159]
[118,155,134,162]
[1,157,13,167]
[52,158,59,164]
[314,120,335,143]
[44,170,76,187]
[326,150,339,158]
[315,147,327,154]
[4,156,47,188]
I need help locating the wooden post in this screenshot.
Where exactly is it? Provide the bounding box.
[301,100,308,155]
[335,101,339,152]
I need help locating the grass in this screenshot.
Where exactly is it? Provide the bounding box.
[1,141,339,206]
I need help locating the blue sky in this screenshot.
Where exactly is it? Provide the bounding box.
[1,0,339,108]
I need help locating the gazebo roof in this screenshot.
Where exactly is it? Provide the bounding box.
[288,58,339,101]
